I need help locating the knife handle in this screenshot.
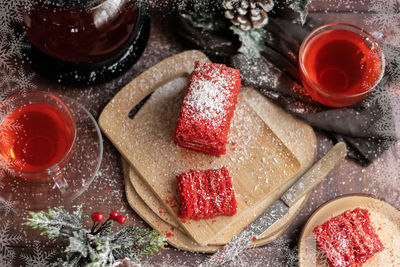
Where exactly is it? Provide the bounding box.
[281,142,347,207]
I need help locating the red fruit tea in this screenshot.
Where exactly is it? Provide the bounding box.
[22,0,139,63]
[300,24,384,107]
[0,103,74,174]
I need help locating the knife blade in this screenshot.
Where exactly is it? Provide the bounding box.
[201,142,347,267]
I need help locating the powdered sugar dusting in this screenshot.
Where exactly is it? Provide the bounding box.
[183,62,239,128]
[186,79,228,126]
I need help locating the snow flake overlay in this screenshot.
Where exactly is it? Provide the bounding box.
[0,0,36,102]
[20,241,56,267]
[0,220,22,267]
[0,0,399,266]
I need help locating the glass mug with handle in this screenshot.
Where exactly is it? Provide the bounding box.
[0,91,77,192]
[299,22,385,107]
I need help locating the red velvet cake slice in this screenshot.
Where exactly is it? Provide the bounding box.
[313,208,384,267]
[176,167,237,220]
[174,61,241,156]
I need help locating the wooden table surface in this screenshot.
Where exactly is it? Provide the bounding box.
[1,1,399,266]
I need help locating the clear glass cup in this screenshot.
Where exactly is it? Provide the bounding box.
[0,91,77,190]
[299,22,385,107]
[0,92,102,210]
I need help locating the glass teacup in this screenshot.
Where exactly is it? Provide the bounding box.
[0,91,77,190]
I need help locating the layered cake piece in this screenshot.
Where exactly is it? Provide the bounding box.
[174,61,241,156]
[176,167,237,220]
[313,208,384,267]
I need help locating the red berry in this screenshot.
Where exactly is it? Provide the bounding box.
[117,215,126,225]
[91,212,103,223]
[109,210,119,220]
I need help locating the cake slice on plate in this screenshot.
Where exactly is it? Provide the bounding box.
[174,61,241,156]
[176,167,237,220]
[313,208,384,267]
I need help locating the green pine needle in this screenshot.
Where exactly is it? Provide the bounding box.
[288,0,312,25]
[24,206,83,240]
[65,230,89,258]
[230,26,266,60]
[97,220,113,237]
[112,226,167,257]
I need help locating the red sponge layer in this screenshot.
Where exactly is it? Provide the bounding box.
[174,61,241,156]
[176,167,237,220]
[313,208,384,267]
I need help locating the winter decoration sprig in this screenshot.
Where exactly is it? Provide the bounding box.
[180,0,312,60]
[24,206,166,267]
[287,0,312,25]
[230,25,266,61]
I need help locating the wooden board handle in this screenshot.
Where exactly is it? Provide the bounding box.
[281,142,347,207]
[99,50,210,133]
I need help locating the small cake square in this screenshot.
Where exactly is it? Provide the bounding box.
[176,167,237,220]
[313,208,384,267]
[174,61,241,156]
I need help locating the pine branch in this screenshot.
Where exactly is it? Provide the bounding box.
[65,230,89,258]
[54,253,81,267]
[24,206,84,240]
[97,220,113,237]
[112,226,167,257]
[230,26,266,60]
[134,229,166,257]
[112,247,139,264]
[86,235,114,267]
[287,0,312,25]
[25,207,166,266]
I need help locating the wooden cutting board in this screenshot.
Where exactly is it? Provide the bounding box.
[123,159,311,250]
[123,159,311,252]
[99,50,316,245]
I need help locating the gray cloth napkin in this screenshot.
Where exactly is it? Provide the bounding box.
[177,14,398,165]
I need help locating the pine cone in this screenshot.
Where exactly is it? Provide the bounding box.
[223,0,274,30]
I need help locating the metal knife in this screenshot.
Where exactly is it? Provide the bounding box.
[201,142,347,267]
